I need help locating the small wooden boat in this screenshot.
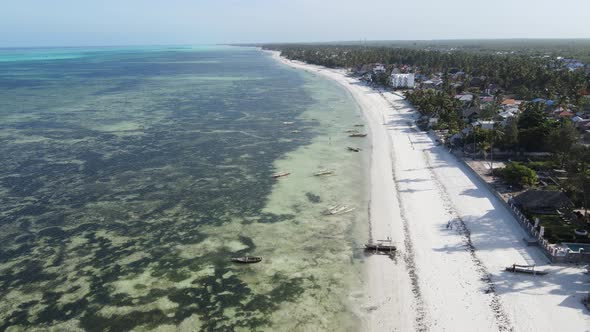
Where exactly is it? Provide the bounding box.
[364,243,397,252]
[349,133,367,138]
[354,124,365,127]
[347,147,362,152]
[313,169,334,176]
[272,172,290,178]
[345,129,358,133]
[232,256,262,264]
[323,204,355,215]
[504,264,548,275]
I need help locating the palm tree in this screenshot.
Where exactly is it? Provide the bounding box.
[489,125,505,174]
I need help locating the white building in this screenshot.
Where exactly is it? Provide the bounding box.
[390,73,415,89]
[373,64,386,74]
[473,120,496,130]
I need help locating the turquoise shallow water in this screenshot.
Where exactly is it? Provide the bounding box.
[0,45,223,62]
[0,46,368,331]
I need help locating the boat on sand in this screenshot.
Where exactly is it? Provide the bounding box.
[504,264,548,275]
[364,243,397,252]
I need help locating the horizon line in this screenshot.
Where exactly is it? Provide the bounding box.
[3,37,590,49]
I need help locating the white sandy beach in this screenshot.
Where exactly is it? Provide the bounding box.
[269,50,590,332]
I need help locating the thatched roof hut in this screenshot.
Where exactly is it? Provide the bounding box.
[512,190,573,214]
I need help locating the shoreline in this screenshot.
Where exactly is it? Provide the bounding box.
[268,50,417,330]
[267,50,590,331]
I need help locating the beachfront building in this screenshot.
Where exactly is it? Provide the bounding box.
[373,64,386,74]
[390,73,415,89]
[499,110,516,125]
[473,120,495,130]
[511,190,573,215]
[455,94,474,104]
[421,79,442,89]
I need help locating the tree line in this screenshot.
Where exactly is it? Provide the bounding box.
[265,45,589,106]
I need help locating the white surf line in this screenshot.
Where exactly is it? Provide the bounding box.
[347,79,420,331]
[354,80,430,331]
[268,53,416,331]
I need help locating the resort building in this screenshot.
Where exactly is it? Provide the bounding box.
[390,73,415,89]
[373,64,386,74]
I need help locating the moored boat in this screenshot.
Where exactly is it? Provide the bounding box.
[323,204,355,215]
[313,169,334,176]
[349,133,367,137]
[347,146,361,152]
[231,256,262,264]
[272,172,290,178]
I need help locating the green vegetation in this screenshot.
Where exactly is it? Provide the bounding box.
[525,160,557,172]
[264,44,589,101]
[497,162,538,188]
[264,41,590,245]
[563,145,590,211]
[260,39,590,63]
[404,89,463,132]
[525,213,590,244]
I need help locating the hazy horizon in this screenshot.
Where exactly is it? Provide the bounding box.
[2,0,590,48]
[2,38,590,50]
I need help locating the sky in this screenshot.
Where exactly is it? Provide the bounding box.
[1,0,590,47]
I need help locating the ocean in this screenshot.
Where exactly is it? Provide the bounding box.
[0,46,368,331]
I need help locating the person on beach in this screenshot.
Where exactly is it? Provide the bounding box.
[446,220,453,230]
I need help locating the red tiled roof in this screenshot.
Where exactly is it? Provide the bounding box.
[501,99,516,105]
[559,111,575,117]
